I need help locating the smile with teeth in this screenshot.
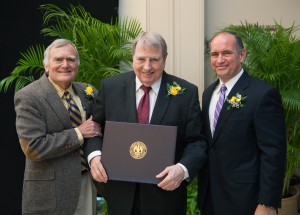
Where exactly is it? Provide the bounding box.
[58,71,72,73]
[142,71,153,75]
[217,66,227,69]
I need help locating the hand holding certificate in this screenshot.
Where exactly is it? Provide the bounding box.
[101,121,177,184]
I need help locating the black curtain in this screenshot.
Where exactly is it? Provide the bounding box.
[0,1,118,214]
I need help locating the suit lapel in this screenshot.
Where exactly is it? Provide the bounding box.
[150,72,171,124]
[203,81,218,143]
[212,72,250,145]
[123,72,138,123]
[41,74,71,128]
[73,83,91,117]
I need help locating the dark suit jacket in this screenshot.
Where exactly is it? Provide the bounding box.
[14,74,95,215]
[85,71,207,215]
[197,71,286,215]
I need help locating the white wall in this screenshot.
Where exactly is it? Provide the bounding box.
[206,0,300,38]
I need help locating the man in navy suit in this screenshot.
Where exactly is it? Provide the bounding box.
[197,31,286,215]
[85,32,207,215]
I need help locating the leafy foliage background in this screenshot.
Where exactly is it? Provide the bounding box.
[0,4,143,92]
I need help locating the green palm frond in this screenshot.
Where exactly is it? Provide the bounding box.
[0,45,44,92]
[0,4,143,92]
[281,90,300,112]
[39,3,143,89]
[15,45,45,74]
[0,75,35,93]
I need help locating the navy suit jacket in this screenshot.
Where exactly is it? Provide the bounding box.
[197,71,286,215]
[85,71,207,215]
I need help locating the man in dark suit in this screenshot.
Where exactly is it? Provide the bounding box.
[197,31,286,215]
[14,39,101,214]
[85,32,207,215]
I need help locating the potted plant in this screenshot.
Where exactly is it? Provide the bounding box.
[223,21,300,214]
[0,3,143,92]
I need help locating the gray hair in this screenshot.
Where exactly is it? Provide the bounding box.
[132,32,168,58]
[43,39,80,66]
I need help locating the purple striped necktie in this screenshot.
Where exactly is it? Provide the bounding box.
[212,84,227,135]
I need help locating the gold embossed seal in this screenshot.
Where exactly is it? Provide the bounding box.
[129,141,147,159]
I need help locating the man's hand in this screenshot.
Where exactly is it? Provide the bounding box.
[90,155,108,183]
[255,204,277,215]
[77,116,101,138]
[156,164,185,191]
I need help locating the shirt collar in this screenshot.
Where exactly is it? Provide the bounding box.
[135,76,162,95]
[48,77,74,98]
[217,69,244,93]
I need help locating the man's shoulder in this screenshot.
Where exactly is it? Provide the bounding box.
[73,81,92,89]
[97,71,135,90]
[165,73,197,89]
[15,74,46,96]
[249,76,274,89]
[102,71,134,84]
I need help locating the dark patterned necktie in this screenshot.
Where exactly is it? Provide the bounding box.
[212,84,227,135]
[64,91,89,174]
[137,85,151,124]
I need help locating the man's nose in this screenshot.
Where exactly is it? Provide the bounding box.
[143,60,152,70]
[61,59,70,67]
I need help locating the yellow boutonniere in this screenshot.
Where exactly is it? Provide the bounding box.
[83,85,95,101]
[226,92,247,110]
[166,81,186,97]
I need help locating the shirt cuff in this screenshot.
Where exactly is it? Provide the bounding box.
[74,128,84,145]
[177,163,189,180]
[87,151,102,167]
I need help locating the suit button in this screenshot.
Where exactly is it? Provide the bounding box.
[74,152,80,156]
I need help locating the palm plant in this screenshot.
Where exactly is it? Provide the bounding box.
[0,3,143,92]
[223,21,300,197]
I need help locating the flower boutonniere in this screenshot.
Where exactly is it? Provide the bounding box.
[83,85,95,101]
[166,81,186,97]
[226,93,247,110]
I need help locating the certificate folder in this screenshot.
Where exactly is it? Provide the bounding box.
[101,121,177,184]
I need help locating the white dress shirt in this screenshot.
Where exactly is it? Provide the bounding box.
[135,76,161,122]
[209,69,244,135]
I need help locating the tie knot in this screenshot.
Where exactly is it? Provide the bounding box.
[141,85,151,93]
[220,84,227,93]
[63,91,71,99]
[64,90,70,96]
